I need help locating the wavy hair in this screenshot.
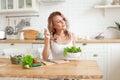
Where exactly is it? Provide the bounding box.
[48,11,71,41]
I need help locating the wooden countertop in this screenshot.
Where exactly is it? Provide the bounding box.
[0,39,120,44]
[0,58,103,79]
[0,40,44,44]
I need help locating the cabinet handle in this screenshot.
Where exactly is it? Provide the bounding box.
[2,53,5,56]
[82,43,87,46]
[93,54,98,57]
[10,43,14,45]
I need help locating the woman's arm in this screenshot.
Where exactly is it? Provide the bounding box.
[71,33,77,46]
[42,39,50,59]
[42,29,51,59]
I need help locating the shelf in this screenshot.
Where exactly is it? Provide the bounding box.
[39,0,65,2]
[94,5,120,8]
[0,9,39,14]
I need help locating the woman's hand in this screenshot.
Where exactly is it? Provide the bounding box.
[43,28,50,59]
[44,28,50,41]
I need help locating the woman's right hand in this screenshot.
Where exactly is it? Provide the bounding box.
[44,28,50,41]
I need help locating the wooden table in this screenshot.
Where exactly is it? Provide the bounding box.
[0,58,103,80]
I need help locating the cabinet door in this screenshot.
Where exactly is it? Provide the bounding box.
[0,0,6,9]
[18,0,32,9]
[0,0,13,10]
[76,43,108,80]
[108,43,120,80]
[8,0,13,9]
[0,0,38,13]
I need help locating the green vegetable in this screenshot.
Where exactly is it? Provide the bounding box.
[21,55,34,68]
[32,62,42,67]
[63,46,82,57]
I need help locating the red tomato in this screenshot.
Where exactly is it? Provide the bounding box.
[33,59,37,63]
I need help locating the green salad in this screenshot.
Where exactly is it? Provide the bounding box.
[21,55,34,68]
[63,46,82,57]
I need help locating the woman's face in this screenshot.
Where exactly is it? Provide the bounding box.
[52,15,66,31]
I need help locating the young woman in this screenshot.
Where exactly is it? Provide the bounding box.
[42,11,76,59]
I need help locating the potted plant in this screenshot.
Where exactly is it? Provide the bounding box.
[106,21,120,39]
[107,22,120,31]
[63,46,82,59]
[10,55,22,64]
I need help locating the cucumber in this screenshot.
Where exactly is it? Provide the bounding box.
[32,62,42,67]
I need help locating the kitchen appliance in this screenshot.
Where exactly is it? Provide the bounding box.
[0,31,5,39]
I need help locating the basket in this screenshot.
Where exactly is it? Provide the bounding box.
[23,30,39,40]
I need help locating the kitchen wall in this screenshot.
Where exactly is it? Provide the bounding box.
[0,0,120,39]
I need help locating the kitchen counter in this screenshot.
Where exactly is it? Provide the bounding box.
[0,58,103,79]
[0,39,120,44]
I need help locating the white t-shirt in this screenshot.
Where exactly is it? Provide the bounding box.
[50,39,73,59]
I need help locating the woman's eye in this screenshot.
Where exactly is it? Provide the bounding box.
[57,20,61,23]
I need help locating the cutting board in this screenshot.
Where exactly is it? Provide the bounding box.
[40,60,69,65]
[23,30,39,40]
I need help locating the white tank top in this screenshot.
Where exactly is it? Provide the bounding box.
[50,39,73,59]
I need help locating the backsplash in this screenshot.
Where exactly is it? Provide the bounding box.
[0,0,120,39]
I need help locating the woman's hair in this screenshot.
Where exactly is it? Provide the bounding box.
[48,11,71,41]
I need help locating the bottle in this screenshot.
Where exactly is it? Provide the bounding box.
[20,32,24,40]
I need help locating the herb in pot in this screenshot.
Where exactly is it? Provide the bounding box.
[63,46,82,57]
[10,55,22,64]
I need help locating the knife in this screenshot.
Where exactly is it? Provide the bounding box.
[44,59,58,64]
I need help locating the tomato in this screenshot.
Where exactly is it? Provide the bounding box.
[33,59,37,63]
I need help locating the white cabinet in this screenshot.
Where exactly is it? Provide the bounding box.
[108,43,120,80]
[16,0,39,12]
[0,43,32,58]
[0,0,39,13]
[76,43,108,80]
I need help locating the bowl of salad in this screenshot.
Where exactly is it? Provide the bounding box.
[64,46,82,59]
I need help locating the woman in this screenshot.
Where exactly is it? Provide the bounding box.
[42,11,76,60]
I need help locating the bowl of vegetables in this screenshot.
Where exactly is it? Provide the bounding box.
[64,46,82,59]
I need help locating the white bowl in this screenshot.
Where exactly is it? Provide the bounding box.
[66,52,81,58]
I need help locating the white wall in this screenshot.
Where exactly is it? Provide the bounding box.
[0,0,120,39]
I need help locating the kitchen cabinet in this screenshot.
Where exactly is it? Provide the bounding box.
[0,0,39,14]
[76,43,108,80]
[0,43,32,58]
[0,0,14,10]
[108,43,120,80]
